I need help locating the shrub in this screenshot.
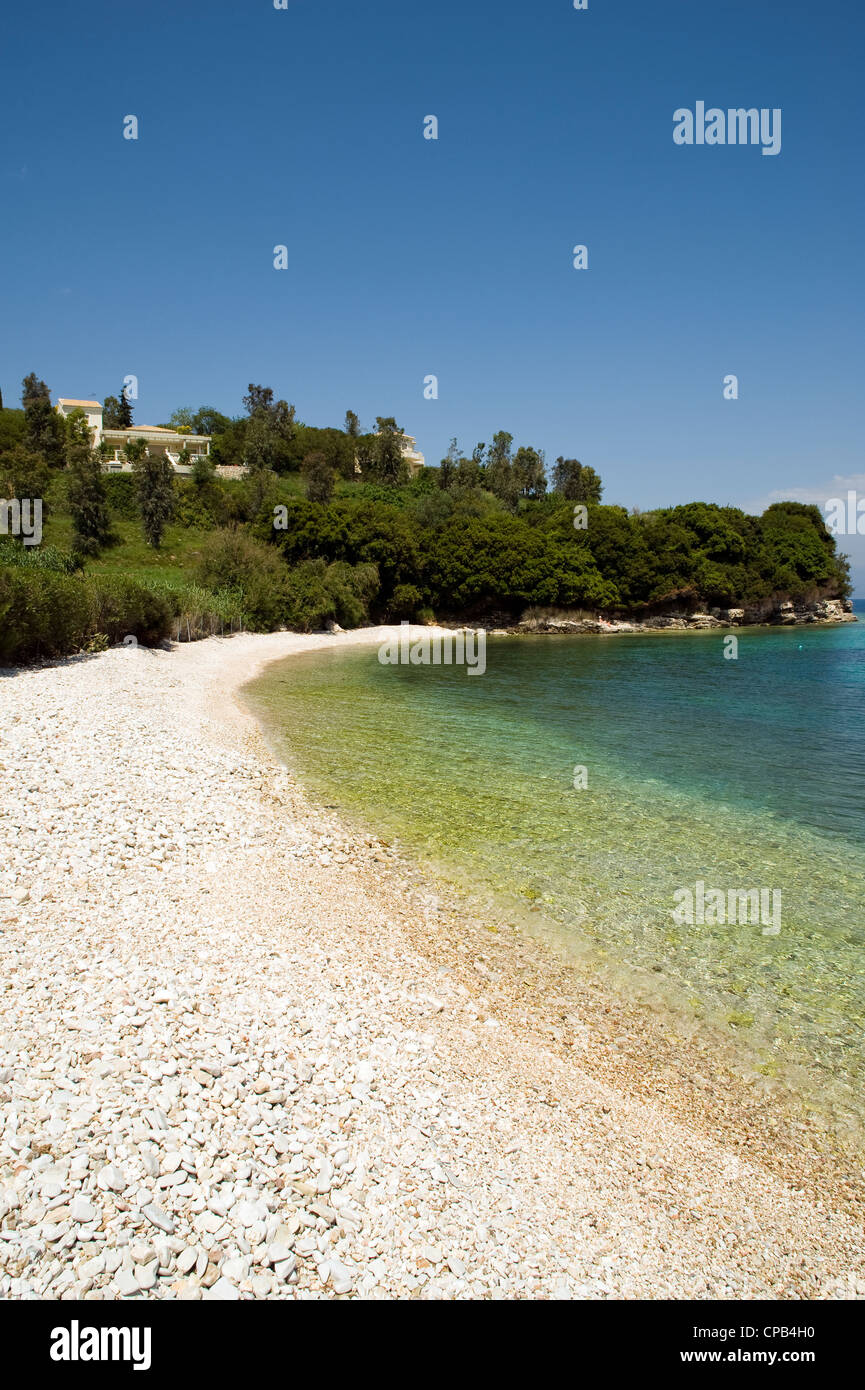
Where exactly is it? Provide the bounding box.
[283,559,380,632]
[0,565,176,664]
[191,453,217,488]
[0,567,91,664]
[171,477,219,529]
[324,560,379,628]
[0,538,78,574]
[195,528,291,630]
[102,473,140,521]
[301,450,335,504]
[388,583,424,619]
[0,445,51,515]
[280,560,333,631]
[85,574,175,646]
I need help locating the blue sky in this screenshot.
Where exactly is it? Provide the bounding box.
[2,0,864,585]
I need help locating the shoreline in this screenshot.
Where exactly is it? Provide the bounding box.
[1,630,863,1299]
[242,635,865,1192]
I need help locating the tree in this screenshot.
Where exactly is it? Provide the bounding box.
[195,529,292,631]
[486,430,516,507]
[272,399,296,453]
[344,410,360,438]
[552,457,603,504]
[243,384,274,416]
[123,438,146,469]
[23,376,65,469]
[167,407,194,433]
[301,450,336,504]
[0,407,25,455]
[240,466,279,524]
[24,398,65,468]
[512,446,546,499]
[102,395,124,428]
[192,451,217,489]
[209,416,247,468]
[128,439,174,547]
[117,387,133,429]
[242,384,296,471]
[438,458,455,490]
[192,406,232,437]
[21,374,50,409]
[434,438,490,492]
[455,458,481,489]
[370,416,407,485]
[354,436,373,479]
[102,384,134,429]
[65,410,112,555]
[0,445,50,509]
[244,411,276,472]
[438,438,460,491]
[578,465,603,504]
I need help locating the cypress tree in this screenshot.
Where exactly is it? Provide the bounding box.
[128,439,174,547]
[21,373,65,470]
[66,411,112,555]
[118,387,133,429]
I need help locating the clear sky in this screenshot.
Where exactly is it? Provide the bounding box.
[2,0,863,585]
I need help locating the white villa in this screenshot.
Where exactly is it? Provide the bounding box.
[55,399,237,476]
[400,435,425,477]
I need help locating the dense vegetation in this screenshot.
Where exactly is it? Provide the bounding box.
[0,373,851,662]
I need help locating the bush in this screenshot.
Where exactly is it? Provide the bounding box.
[301,451,335,504]
[0,563,177,664]
[0,567,91,664]
[86,574,175,647]
[388,583,424,619]
[171,477,219,529]
[283,559,380,632]
[102,473,140,521]
[195,528,291,630]
[0,445,51,512]
[0,538,79,574]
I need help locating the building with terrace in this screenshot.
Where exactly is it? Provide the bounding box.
[55,399,232,475]
[400,435,425,478]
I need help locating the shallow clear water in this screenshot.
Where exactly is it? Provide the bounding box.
[246,604,865,1131]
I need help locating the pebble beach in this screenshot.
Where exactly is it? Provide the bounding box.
[1,630,864,1301]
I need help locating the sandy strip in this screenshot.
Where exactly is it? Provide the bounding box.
[0,629,863,1300]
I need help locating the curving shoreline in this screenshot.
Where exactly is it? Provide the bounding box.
[1,629,863,1300]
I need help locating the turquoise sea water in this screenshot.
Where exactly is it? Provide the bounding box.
[246,603,865,1133]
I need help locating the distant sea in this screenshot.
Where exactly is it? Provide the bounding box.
[246,600,865,1136]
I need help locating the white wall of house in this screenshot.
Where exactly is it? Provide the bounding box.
[56,399,104,445]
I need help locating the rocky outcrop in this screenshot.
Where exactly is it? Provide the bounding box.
[766,597,856,626]
[516,617,638,635]
[510,597,856,636]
